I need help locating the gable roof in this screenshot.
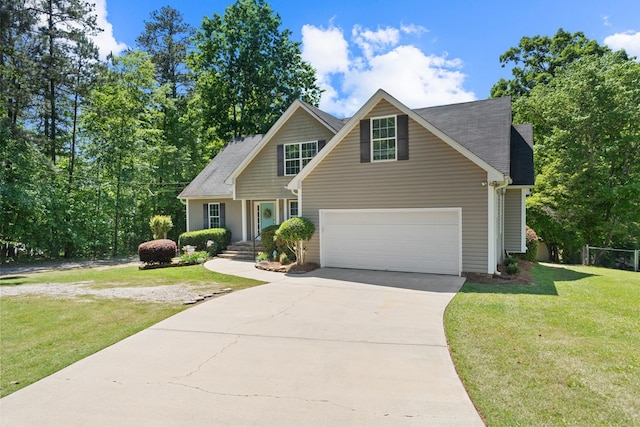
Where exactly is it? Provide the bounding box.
[177,135,262,199]
[288,89,509,190]
[414,97,512,176]
[225,99,342,184]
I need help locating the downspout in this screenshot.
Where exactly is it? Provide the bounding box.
[491,178,511,274]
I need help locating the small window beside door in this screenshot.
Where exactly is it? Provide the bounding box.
[288,200,299,218]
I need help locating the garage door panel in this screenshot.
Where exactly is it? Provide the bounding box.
[321,209,461,275]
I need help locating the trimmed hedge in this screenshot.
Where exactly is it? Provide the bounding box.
[178,228,231,255]
[138,239,177,264]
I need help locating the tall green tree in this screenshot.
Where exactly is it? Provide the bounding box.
[517,52,640,258]
[491,28,615,98]
[81,51,161,256]
[188,0,321,145]
[135,6,196,237]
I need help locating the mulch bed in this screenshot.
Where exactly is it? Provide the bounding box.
[464,260,535,285]
[255,261,319,274]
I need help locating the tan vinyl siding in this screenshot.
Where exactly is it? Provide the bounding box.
[187,198,244,242]
[504,188,525,253]
[236,108,335,200]
[302,100,489,273]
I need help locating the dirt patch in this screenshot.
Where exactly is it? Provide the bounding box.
[255,261,319,274]
[464,260,535,285]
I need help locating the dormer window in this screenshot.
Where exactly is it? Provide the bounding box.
[284,141,318,175]
[371,116,397,162]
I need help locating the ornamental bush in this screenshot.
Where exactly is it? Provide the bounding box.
[178,228,231,256]
[149,215,173,239]
[275,217,315,265]
[138,239,177,265]
[261,224,295,260]
[523,225,539,262]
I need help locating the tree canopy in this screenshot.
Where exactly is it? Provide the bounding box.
[491,28,616,98]
[516,52,640,259]
[188,0,321,143]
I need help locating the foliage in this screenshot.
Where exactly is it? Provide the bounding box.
[256,251,269,262]
[260,224,294,260]
[491,28,615,98]
[275,217,315,265]
[505,263,521,275]
[504,256,518,267]
[138,239,177,264]
[278,252,291,265]
[518,53,640,260]
[520,225,539,262]
[188,0,321,143]
[178,228,231,255]
[149,215,173,239]
[178,250,208,265]
[446,264,640,426]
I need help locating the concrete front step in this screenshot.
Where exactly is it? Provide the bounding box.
[219,241,265,261]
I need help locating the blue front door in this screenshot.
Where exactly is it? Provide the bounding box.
[259,202,275,234]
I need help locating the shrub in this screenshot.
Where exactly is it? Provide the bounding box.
[279,252,291,265]
[261,224,295,261]
[178,228,231,256]
[260,224,280,255]
[504,256,518,266]
[256,251,269,262]
[138,239,177,265]
[506,263,521,275]
[179,251,208,265]
[275,217,315,265]
[149,215,173,239]
[523,225,539,262]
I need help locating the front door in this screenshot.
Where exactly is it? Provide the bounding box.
[257,202,275,238]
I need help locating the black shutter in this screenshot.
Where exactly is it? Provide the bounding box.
[203,204,208,229]
[360,119,370,163]
[397,114,409,161]
[277,144,284,176]
[219,203,226,227]
[317,140,326,151]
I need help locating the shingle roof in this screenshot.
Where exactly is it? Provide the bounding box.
[414,97,513,176]
[510,124,535,185]
[177,135,263,199]
[300,100,348,133]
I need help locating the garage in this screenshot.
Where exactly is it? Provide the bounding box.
[319,208,461,276]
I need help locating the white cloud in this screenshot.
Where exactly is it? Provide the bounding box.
[301,23,475,117]
[604,31,640,60]
[92,0,127,60]
[400,23,428,36]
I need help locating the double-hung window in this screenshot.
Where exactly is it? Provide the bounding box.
[288,200,299,218]
[208,203,220,228]
[285,141,318,175]
[371,116,397,161]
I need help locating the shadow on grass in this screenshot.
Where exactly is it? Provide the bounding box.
[460,263,596,296]
[0,276,27,286]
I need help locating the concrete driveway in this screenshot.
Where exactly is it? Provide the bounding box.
[0,259,484,426]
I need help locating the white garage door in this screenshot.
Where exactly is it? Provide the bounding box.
[320,208,461,276]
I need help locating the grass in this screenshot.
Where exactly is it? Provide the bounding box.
[0,264,265,397]
[445,263,640,426]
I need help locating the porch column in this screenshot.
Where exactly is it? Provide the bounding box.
[276,199,281,224]
[241,200,247,241]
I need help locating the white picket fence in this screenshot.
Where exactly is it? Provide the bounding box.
[584,245,639,272]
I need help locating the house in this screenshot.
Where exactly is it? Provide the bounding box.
[178,89,534,276]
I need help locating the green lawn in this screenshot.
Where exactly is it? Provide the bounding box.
[445,263,640,426]
[0,264,264,397]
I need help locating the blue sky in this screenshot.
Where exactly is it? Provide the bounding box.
[94,0,640,116]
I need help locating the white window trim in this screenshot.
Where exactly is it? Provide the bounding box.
[284,140,318,176]
[208,203,221,229]
[370,115,397,163]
